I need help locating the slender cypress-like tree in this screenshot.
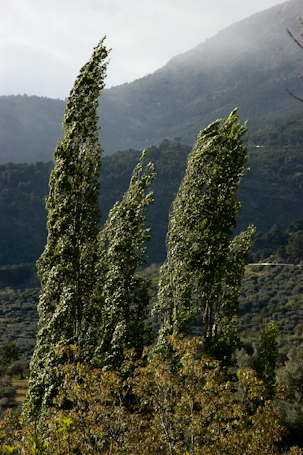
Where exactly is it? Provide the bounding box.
[154,109,255,363]
[24,38,110,416]
[94,151,156,370]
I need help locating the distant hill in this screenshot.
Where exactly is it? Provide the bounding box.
[98,0,303,154]
[0,95,65,164]
[1,110,303,267]
[0,0,302,164]
[246,111,303,147]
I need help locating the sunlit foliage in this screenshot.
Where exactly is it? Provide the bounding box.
[23,38,110,416]
[154,109,254,363]
[1,338,302,454]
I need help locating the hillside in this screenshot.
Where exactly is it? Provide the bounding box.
[0,95,65,164]
[246,111,303,147]
[0,0,302,164]
[1,110,303,402]
[3,255,303,361]
[98,0,303,154]
[0,110,303,268]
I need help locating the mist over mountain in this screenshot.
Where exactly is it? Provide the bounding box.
[98,0,303,154]
[0,0,302,164]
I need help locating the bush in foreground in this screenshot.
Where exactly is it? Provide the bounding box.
[0,337,302,454]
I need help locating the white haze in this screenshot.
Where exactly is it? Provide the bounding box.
[0,0,288,99]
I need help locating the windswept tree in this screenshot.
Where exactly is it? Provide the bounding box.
[154,109,255,363]
[23,38,110,416]
[94,151,156,370]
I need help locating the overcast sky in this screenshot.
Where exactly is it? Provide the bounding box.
[0,0,288,100]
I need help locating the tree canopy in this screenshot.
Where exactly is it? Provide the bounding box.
[2,338,303,454]
[154,109,255,363]
[93,151,156,369]
[23,38,110,416]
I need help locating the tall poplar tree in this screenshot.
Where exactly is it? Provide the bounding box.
[94,151,156,370]
[154,109,255,363]
[24,38,110,416]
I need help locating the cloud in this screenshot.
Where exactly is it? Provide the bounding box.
[0,0,287,99]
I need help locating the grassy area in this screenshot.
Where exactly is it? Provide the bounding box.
[12,379,28,403]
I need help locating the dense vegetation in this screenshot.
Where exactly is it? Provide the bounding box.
[0,341,29,419]
[1,109,303,268]
[1,110,303,360]
[1,153,303,451]
[245,112,303,148]
[3,262,303,447]
[154,110,254,364]
[7,73,303,455]
[1,9,303,451]
[0,288,39,359]
[3,246,303,361]
[2,337,302,454]
[24,39,111,416]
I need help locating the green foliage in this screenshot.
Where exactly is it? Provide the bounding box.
[0,343,20,367]
[0,162,52,266]
[286,231,303,259]
[252,321,278,397]
[245,112,303,149]
[99,141,190,264]
[3,258,303,379]
[0,142,190,267]
[154,109,254,363]
[0,378,17,420]
[0,288,39,360]
[94,151,156,369]
[3,116,303,268]
[1,444,20,454]
[0,341,28,409]
[0,264,39,290]
[239,265,303,336]
[249,220,303,263]
[1,338,301,454]
[277,348,303,442]
[251,224,287,262]
[24,38,110,416]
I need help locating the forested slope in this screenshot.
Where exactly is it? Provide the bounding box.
[1,110,303,267]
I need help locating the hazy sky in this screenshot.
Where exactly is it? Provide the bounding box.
[0,0,288,100]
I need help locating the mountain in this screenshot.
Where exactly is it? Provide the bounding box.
[0,0,302,164]
[0,95,65,164]
[98,0,303,153]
